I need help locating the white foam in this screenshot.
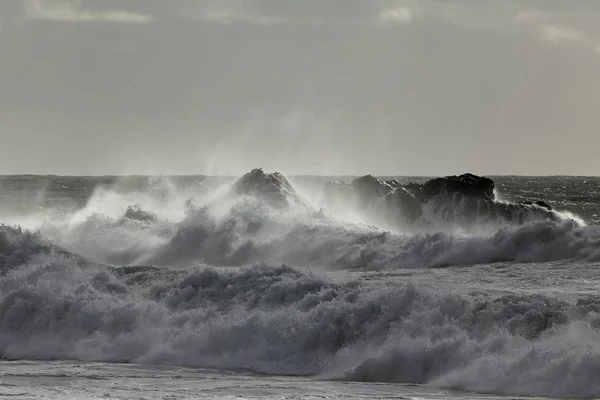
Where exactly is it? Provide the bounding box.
[3,177,597,270]
[0,176,599,397]
[0,256,599,397]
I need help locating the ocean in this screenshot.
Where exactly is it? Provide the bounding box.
[0,173,599,399]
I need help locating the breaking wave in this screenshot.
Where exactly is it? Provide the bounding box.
[1,258,600,397]
[125,211,600,269]
[4,172,595,270]
[1,172,599,398]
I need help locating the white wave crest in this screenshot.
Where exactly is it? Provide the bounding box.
[4,180,598,270]
[0,259,600,397]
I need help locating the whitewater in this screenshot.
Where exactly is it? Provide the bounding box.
[0,172,599,399]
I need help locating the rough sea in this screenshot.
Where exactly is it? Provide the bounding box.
[0,174,599,400]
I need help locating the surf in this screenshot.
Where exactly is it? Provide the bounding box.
[0,170,599,398]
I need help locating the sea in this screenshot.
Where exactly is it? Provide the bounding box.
[0,173,599,400]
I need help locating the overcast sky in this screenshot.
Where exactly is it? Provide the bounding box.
[1,0,599,176]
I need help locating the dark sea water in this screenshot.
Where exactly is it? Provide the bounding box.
[0,174,599,399]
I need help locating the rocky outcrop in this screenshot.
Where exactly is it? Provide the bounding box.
[350,175,396,207]
[231,168,310,210]
[406,173,495,202]
[519,200,552,211]
[384,186,423,224]
[323,173,560,228]
[230,169,562,228]
[323,175,422,224]
[121,205,158,223]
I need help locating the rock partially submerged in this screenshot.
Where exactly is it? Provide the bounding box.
[231,168,310,210]
[350,175,396,208]
[416,173,495,202]
[121,204,158,223]
[324,173,561,227]
[230,168,563,228]
[324,175,422,225]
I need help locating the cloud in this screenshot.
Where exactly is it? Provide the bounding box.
[380,7,413,23]
[26,0,154,24]
[509,5,600,55]
[534,23,600,56]
[514,9,551,22]
[200,1,416,26]
[539,24,586,45]
[203,9,280,26]
[197,1,416,26]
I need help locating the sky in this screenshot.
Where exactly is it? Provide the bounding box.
[1,0,599,176]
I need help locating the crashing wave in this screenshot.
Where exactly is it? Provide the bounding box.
[224,169,566,231]
[1,171,599,398]
[0,225,96,273]
[135,205,599,269]
[13,169,593,270]
[1,262,600,397]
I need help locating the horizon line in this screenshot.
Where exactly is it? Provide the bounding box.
[0,173,598,178]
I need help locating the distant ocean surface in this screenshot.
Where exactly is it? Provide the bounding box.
[0,174,599,399]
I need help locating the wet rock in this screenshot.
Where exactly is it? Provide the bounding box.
[421,173,495,202]
[122,205,158,223]
[350,175,396,208]
[322,172,561,228]
[384,179,402,190]
[519,200,553,211]
[323,175,422,224]
[231,168,310,209]
[384,187,422,223]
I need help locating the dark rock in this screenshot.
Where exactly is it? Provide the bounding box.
[520,200,553,211]
[231,168,309,209]
[122,204,158,223]
[384,179,402,190]
[535,200,552,210]
[350,175,395,208]
[421,173,495,201]
[402,182,426,201]
[321,172,561,228]
[322,175,422,224]
[384,187,422,223]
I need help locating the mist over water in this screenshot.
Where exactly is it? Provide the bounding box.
[1,173,600,398]
[4,1,600,397]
